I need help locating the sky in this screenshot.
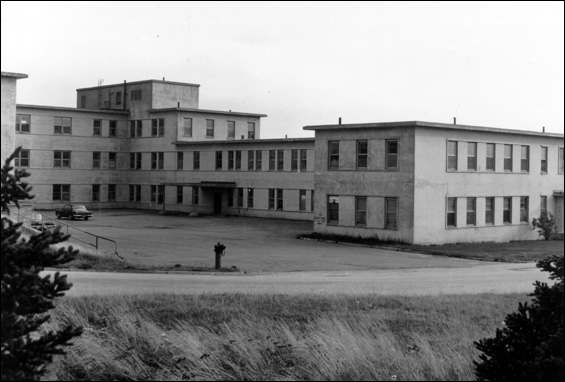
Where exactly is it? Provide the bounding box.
[1,1,563,137]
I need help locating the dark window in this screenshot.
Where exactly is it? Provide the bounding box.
[16,114,31,133]
[131,89,142,101]
[130,120,142,137]
[109,120,117,137]
[228,151,235,170]
[541,146,548,173]
[93,152,101,168]
[328,196,339,224]
[355,196,367,226]
[192,187,199,205]
[300,149,307,171]
[485,197,495,225]
[328,141,339,169]
[177,152,184,170]
[93,120,102,136]
[150,185,164,204]
[466,197,476,226]
[108,184,116,201]
[248,150,255,171]
[206,119,214,137]
[299,190,307,211]
[504,145,513,172]
[184,118,192,137]
[227,121,235,138]
[447,141,457,171]
[151,152,164,170]
[269,150,276,171]
[291,150,298,171]
[216,151,223,170]
[53,184,70,201]
[277,150,284,171]
[248,188,254,208]
[268,189,275,209]
[447,197,457,227]
[248,122,256,139]
[54,151,71,168]
[386,140,398,169]
[503,197,512,224]
[135,185,141,202]
[129,185,135,202]
[385,197,398,230]
[108,152,117,169]
[54,117,72,134]
[521,146,529,172]
[15,149,30,167]
[193,151,200,170]
[486,143,495,171]
[93,185,100,202]
[256,150,262,171]
[228,189,234,207]
[116,91,122,106]
[520,196,529,222]
[276,189,283,210]
[467,142,477,171]
[151,118,165,137]
[237,188,244,207]
[357,141,368,169]
[235,151,242,170]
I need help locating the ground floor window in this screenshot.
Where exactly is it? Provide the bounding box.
[355,196,367,226]
[466,197,476,226]
[299,190,307,211]
[520,196,529,222]
[108,184,116,201]
[385,197,398,230]
[503,197,512,224]
[328,196,339,224]
[177,186,183,204]
[53,184,70,201]
[268,189,275,209]
[447,197,457,227]
[248,188,254,208]
[277,189,283,210]
[485,197,495,225]
[151,185,164,204]
[193,187,199,205]
[93,185,100,202]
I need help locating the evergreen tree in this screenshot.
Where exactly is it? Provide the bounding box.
[1,147,83,381]
[474,254,564,381]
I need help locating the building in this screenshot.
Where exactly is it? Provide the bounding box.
[2,73,563,244]
[1,71,28,164]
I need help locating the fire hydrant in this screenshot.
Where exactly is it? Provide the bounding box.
[214,242,226,270]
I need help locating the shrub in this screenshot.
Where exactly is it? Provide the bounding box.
[474,254,564,381]
[1,148,83,381]
[532,210,556,240]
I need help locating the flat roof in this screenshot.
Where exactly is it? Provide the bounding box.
[1,71,28,79]
[149,107,267,118]
[174,137,314,146]
[304,121,564,139]
[16,104,129,115]
[76,79,200,91]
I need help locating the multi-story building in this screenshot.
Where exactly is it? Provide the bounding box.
[2,71,563,243]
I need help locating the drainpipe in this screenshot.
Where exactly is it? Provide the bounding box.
[123,80,127,111]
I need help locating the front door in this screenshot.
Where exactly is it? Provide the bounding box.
[214,193,222,214]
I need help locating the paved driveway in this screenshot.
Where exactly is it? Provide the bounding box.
[41,209,494,273]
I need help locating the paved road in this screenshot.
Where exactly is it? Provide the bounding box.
[49,262,549,296]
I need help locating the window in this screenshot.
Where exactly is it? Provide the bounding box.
[151,152,164,170]
[93,120,102,136]
[521,146,529,172]
[237,188,244,207]
[248,150,255,171]
[328,141,339,169]
[299,190,307,211]
[16,114,31,133]
[151,118,164,137]
[54,151,71,167]
[485,197,495,225]
[216,151,223,170]
[227,121,235,139]
[558,147,563,175]
[328,196,339,224]
[130,152,141,170]
[109,120,117,137]
[386,140,399,169]
[541,146,548,173]
[248,188,254,208]
[385,197,398,230]
[131,89,142,101]
[228,151,235,170]
[228,189,234,207]
[151,185,164,204]
[130,120,142,137]
[177,186,184,204]
[357,141,368,169]
[108,184,116,201]
[277,150,284,171]
[116,92,122,106]
[93,152,101,168]
[277,189,283,210]
[467,142,477,171]
[540,195,547,215]
[177,152,184,170]
[235,151,242,170]
[108,152,117,169]
[183,118,192,137]
[355,196,367,226]
[300,149,307,171]
[53,184,70,201]
[520,196,529,222]
[269,150,276,171]
[447,141,457,171]
[504,145,513,172]
[503,197,512,224]
[192,187,199,205]
[256,150,262,171]
[447,197,457,227]
[268,189,275,210]
[135,185,141,202]
[93,185,100,202]
[248,122,256,139]
[486,143,495,171]
[311,190,314,212]
[466,198,476,226]
[206,119,214,137]
[15,149,30,167]
[291,150,298,171]
[129,185,136,202]
[54,117,72,134]
[193,151,200,170]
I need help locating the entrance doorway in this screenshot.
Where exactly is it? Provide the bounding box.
[214,193,222,214]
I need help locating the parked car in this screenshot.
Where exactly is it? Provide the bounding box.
[30,220,58,232]
[55,204,93,220]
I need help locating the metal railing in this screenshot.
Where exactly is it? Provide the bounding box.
[6,205,122,259]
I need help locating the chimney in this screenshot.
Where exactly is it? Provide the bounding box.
[339,117,342,125]
[163,77,165,81]
[453,117,456,125]
[177,101,180,108]
[543,126,545,133]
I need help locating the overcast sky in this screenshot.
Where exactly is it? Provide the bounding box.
[1,1,563,137]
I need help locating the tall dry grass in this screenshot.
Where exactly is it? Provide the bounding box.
[45,293,527,381]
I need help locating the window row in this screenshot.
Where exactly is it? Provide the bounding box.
[446,195,549,228]
[327,196,399,230]
[328,139,399,170]
[79,91,123,109]
[16,114,120,136]
[447,141,564,174]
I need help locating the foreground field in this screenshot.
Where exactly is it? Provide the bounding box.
[47,293,529,381]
